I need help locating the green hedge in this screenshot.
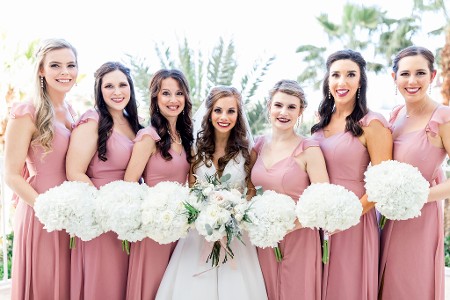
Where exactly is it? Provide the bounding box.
[0,231,13,279]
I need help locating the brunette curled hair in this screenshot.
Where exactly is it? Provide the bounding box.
[192,86,251,183]
[94,62,142,161]
[311,49,368,137]
[149,69,194,163]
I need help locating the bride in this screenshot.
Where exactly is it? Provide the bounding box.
[156,86,267,299]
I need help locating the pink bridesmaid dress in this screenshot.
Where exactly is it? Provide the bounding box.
[251,137,322,300]
[70,109,134,300]
[312,111,388,300]
[379,105,448,300]
[126,126,189,300]
[10,101,75,300]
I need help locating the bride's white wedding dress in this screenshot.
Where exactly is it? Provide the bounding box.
[156,152,267,300]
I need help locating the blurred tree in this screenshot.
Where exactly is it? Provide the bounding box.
[295,2,447,89]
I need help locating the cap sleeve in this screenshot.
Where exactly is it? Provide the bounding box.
[72,109,99,129]
[10,101,36,121]
[252,135,265,154]
[426,105,450,137]
[359,110,389,128]
[293,137,319,156]
[134,126,161,143]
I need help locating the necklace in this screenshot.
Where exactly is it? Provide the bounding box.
[406,101,428,118]
[169,130,182,145]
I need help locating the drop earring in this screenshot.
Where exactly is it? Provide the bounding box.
[328,90,331,100]
[40,76,44,89]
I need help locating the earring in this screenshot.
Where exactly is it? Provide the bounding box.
[156,106,159,113]
[395,85,397,95]
[357,87,360,100]
[328,90,331,100]
[40,76,44,89]
[429,84,432,94]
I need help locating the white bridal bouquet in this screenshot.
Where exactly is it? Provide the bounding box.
[34,181,101,248]
[364,160,430,229]
[96,180,148,254]
[141,181,191,244]
[296,182,362,263]
[244,190,297,262]
[190,173,249,267]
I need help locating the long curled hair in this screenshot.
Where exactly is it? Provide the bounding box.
[311,49,368,137]
[192,86,251,183]
[149,69,193,162]
[94,62,142,161]
[32,38,78,153]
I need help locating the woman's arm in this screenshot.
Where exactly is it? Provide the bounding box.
[66,119,98,185]
[303,146,329,184]
[362,119,393,214]
[291,145,329,231]
[124,136,156,182]
[428,121,450,202]
[4,116,38,206]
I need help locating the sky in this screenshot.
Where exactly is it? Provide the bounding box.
[0,0,447,120]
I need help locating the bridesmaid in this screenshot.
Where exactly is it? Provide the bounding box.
[67,62,142,300]
[379,46,449,300]
[4,38,78,300]
[251,79,329,300]
[125,69,194,300]
[311,49,392,300]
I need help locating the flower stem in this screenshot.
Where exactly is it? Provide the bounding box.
[69,236,76,249]
[122,240,130,255]
[322,233,329,264]
[379,215,387,230]
[274,245,283,262]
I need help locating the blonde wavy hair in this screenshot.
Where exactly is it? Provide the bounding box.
[32,38,78,153]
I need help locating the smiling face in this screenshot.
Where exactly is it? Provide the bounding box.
[101,70,131,113]
[39,48,78,95]
[393,54,436,103]
[210,96,238,134]
[269,91,302,130]
[157,77,186,121]
[328,59,361,107]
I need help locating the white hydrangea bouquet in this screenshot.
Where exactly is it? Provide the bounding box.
[96,180,148,254]
[296,182,362,263]
[364,160,430,229]
[34,180,101,249]
[191,173,249,267]
[141,181,191,244]
[244,190,297,262]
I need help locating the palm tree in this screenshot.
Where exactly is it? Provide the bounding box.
[296,3,420,88]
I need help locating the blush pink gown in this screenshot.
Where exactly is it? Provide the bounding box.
[10,101,75,300]
[312,111,388,300]
[70,109,134,300]
[126,126,190,300]
[251,136,322,300]
[379,105,448,300]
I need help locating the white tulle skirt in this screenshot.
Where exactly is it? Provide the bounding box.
[156,229,268,300]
